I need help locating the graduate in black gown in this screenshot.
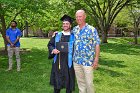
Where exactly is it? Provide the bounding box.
[48,15,75,93]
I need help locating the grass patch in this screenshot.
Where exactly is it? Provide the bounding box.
[0,37,140,93]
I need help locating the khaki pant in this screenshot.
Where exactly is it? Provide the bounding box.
[74,62,95,93]
[7,46,21,70]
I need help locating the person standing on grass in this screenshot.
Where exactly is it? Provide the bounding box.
[6,21,22,72]
[48,15,75,93]
[72,9,100,93]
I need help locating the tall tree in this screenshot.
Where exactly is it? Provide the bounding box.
[0,0,47,50]
[128,0,140,44]
[67,0,132,43]
[84,0,132,43]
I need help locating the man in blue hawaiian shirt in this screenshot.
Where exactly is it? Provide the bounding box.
[6,21,22,71]
[72,10,100,93]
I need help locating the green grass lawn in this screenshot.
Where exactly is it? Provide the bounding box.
[0,37,140,93]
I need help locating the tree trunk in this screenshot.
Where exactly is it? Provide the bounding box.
[0,14,7,51]
[101,30,108,43]
[134,34,138,44]
[24,21,28,37]
[134,24,138,44]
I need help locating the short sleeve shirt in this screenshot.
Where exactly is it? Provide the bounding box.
[72,23,100,66]
[6,28,21,47]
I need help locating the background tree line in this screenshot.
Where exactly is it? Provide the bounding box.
[0,0,140,50]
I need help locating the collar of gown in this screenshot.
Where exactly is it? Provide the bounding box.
[62,31,70,35]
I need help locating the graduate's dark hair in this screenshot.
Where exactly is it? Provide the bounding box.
[11,20,17,25]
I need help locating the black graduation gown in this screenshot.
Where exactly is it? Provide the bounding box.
[47,34,75,91]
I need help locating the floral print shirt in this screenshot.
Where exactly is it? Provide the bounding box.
[72,23,100,66]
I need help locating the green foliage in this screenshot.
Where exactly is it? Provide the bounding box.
[66,0,132,43]
[114,8,132,27]
[0,0,139,38]
[0,0,48,28]
[115,0,140,28]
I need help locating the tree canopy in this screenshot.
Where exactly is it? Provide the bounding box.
[0,0,139,50]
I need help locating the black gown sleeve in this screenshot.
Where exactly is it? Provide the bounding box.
[47,36,55,59]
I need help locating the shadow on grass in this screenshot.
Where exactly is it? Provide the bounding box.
[97,67,124,77]
[0,48,54,93]
[101,43,140,55]
[20,48,52,74]
[97,58,126,77]
[99,58,126,68]
[0,48,7,55]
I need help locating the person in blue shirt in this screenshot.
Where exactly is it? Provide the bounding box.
[6,21,22,72]
[72,10,100,93]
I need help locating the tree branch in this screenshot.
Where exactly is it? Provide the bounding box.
[7,8,24,29]
[110,0,131,25]
[84,0,100,18]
